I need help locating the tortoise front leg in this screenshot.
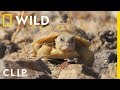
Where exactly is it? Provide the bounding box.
[29,43,41,57]
[37,45,52,58]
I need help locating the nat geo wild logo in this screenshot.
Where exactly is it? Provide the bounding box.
[1,13,50,77]
[2,14,50,27]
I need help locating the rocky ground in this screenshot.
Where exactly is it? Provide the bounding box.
[0,11,117,79]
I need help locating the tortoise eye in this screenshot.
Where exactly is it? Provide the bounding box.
[60,38,64,42]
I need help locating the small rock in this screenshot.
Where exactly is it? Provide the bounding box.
[0,29,9,40]
[5,43,19,55]
[93,49,116,73]
[100,63,117,79]
[0,42,6,59]
[88,28,117,52]
[58,64,98,79]
[99,29,116,49]
[87,32,96,42]
[0,59,6,79]
[2,57,51,79]
[100,30,116,42]
[89,37,102,52]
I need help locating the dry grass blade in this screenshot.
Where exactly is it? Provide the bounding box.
[11,11,22,42]
[67,11,72,24]
[56,11,64,23]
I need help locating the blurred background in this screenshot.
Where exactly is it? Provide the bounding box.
[0,11,116,44]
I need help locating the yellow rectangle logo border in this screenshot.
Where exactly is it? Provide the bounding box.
[2,14,12,27]
[117,11,120,79]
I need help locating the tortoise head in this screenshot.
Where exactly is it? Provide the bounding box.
[55,33,75,52]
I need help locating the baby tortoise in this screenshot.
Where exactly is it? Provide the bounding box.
[30,22,94,67]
